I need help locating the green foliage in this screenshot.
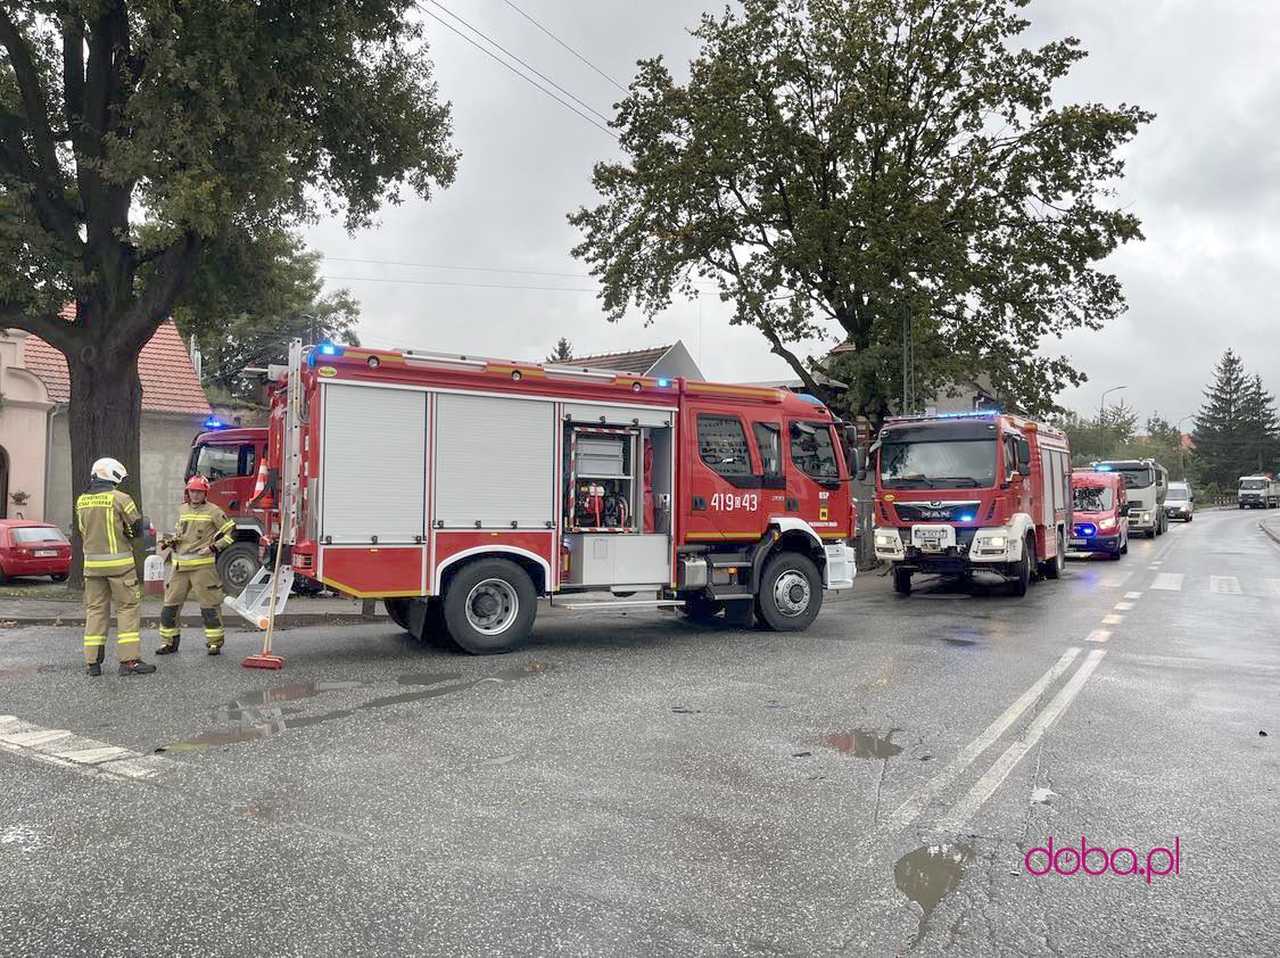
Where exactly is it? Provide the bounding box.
[173,230,361,400]
[1191,350,1280,488]
[1053,400,1138,465]
[570,0,1151,428]
[546,337,575,363]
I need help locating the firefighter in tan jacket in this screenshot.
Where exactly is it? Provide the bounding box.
[77,458,156,676]
[156,475,236,656]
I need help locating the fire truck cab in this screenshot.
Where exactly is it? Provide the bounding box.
[185,425,268,595]
[244,342,859,654]
[871,411,1072,596]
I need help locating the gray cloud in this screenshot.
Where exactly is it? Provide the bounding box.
[304,0,1280,422]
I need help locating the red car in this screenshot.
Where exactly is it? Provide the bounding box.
[0,520,72,583]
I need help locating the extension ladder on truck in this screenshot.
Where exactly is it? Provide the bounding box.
[225,338,304,630]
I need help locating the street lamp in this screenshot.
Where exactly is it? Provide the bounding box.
[1099,384,1128,422]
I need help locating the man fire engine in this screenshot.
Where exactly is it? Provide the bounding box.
[871,411,1072,596]
[230,340,860,655]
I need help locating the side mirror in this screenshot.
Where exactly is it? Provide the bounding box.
[852,446,868,482]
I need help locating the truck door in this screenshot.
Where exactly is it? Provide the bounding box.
[189,440,258,517]
[783,418,843,537]
[684,410,763,543]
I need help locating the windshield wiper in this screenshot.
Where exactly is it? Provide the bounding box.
[929,476,982,487]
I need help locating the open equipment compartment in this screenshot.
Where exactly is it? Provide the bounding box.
[561,407,675,589]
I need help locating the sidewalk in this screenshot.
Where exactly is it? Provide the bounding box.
[0,594,388,630]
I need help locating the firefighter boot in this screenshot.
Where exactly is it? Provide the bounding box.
[156,604,181,654]
[202,606,225,655]
[118,659,157,675]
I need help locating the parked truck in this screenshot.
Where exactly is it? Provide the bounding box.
[870,411,1073,596]
[1237,474,1280,509]
[185,426,269,594]
[1090,459,1168,538]
[233,341,860,653]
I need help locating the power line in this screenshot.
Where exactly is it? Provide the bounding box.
[418,6,615,139]
[425,1,614,129]
[500,0,628,93]
[324,274,600,293]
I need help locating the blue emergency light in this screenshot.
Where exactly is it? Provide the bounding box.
[657,378,670,387]
[318,341,343,357]
[1077,523,1098,537]
[203,416,226,430]
[1094,464,1113,471]
[959,513,975,522]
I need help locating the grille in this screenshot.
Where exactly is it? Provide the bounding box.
[893,501,982,524]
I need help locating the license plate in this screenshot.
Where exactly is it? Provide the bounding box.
[911,524,955,552]
[35,549,59,557]
[1069,538,1088,548]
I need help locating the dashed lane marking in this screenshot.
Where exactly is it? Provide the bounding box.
[1085,630,1111,643]
[1114,602,1134,611]
[1268,579,1280,597]
[882,648,1082,832]
[935,649,1108,832]
[1151,573,1184,591]
[1124,591,1143,599]
[1102,613,1124,625]
[0,716,177,783]
[1210,575,1243,595]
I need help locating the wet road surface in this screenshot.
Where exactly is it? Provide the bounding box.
[1,508,1276,956]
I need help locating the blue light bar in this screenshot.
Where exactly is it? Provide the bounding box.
[797,393,826,405]
[1094,464,1113,471]
[203,416,226,430]
[959,513,975,522]
[657,378,670,387]
[1077,523,1097,537]
[318,340,343,357]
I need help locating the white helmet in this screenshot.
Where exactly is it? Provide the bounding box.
[91,457,128,484]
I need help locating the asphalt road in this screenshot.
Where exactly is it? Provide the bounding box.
[1,508,1276,957]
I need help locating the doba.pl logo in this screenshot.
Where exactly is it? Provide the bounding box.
[1024,836,1181,884]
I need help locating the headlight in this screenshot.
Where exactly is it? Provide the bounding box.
[1139,512,1151,521]
[1100,518,1117,530]
[982,535,1007,549]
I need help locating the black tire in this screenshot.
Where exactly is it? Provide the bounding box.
[1041,530,1065,580]
[216,541,261,597]
[384,597,412,633]
[680,595,724,623]
[1008,540,1032,597]
[1187,513,1193,522]
[442,559,537,655]
[0,567,8,585]
[892,568,912,596]
[757,551,823,630]
[1121,535,1128,555]
[50,573,68,583]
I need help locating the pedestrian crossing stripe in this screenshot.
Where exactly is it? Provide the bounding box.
[0,715,178,783]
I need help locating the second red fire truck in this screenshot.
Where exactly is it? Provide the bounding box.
[871,411,1072,596]
[234,340,861,653]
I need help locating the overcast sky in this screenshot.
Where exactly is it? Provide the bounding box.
[303,0,1280,428]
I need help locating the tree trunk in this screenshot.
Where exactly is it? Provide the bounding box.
[66,348,144,588]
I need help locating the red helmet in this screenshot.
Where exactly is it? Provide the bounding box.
[185,475,211,493]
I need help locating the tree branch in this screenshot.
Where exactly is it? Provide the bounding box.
[0,302,74,352]
[0,8,61,178]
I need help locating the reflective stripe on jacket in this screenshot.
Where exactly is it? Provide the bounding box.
[171,502,232,570]
[76,487,140,578]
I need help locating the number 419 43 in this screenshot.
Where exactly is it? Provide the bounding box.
[710,493,759,511]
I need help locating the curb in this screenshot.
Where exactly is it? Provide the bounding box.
[1260,518,1280,549]
[0,613,388,631]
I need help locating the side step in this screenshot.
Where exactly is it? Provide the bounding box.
[224,564,294,629]
[555,599,686,611]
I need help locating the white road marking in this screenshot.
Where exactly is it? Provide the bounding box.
[882,649,1081,832]
[1085,630,1111,643]
[0,715,176,783]
[936,650,1107,832]
[1114,602,1134,611]
[1150,561,1163,567]
[1151,573,1184,591]
[1102,613,1124,625]
[1124,591,1143,599]
[1210,575,1243,595]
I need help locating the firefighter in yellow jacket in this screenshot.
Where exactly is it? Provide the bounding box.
[77,458,156,676]
[155,475,237,656]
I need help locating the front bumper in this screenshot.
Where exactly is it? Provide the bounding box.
[1066,533,1121,555]
[823,541,855,590]
[1128,510,1157,531]
[1165,504,1192,518]
[2,557,71,576]
[873,524,1021,571]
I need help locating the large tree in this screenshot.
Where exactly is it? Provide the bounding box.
[570,0,1151,429]
[1,1,456,575]
[1192,349,1250,489]
[175,230,361,402]
[1239,373,1280,474]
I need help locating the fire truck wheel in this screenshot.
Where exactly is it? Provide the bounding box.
[443,559,537,655]
[892,568,912,596]
[384,598,412,633]
[216,542,261,597]
[1041,530,1065,580]
[1008,541,1032,596]
[680,595,724,623]
[757,552,823,631]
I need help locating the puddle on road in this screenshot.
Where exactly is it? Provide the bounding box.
[159,662,553,752]
[894,842,976,949]
[822,728,903,760]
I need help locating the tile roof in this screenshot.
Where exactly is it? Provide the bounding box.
[565,345,672,375]
[23,318,211,415]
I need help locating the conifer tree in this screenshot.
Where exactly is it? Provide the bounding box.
[1192,350,1250,488]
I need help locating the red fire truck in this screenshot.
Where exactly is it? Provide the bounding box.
[185,426,269,594]
[870,411,1072,596]
[233,340,860,653]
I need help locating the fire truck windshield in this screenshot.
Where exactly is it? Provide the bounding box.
[1073,486,1114,512]
[879,439,996,489]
